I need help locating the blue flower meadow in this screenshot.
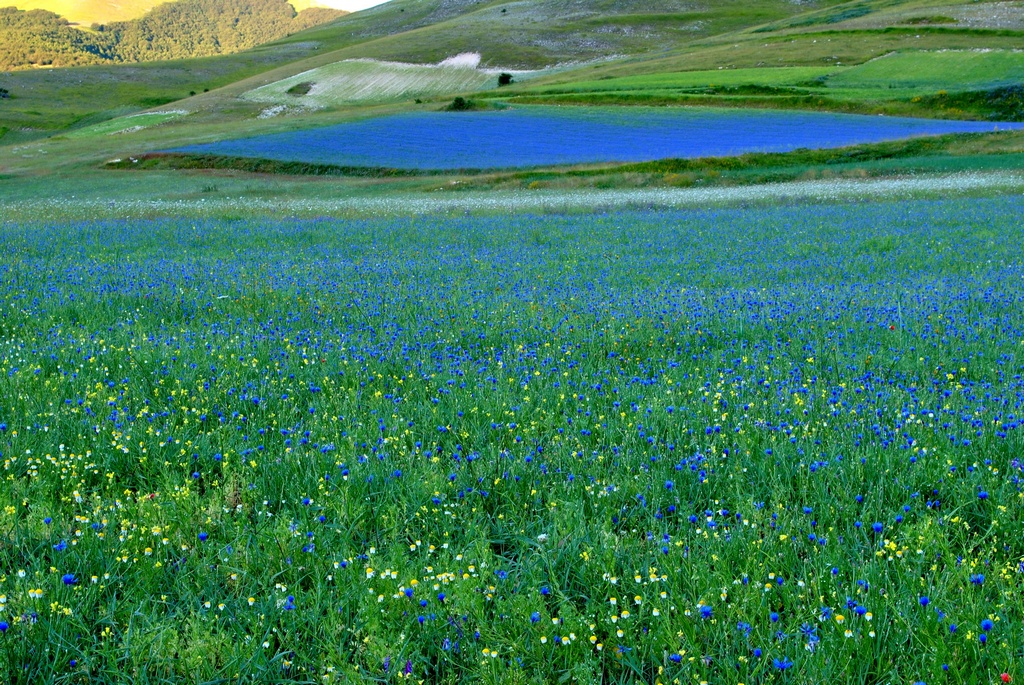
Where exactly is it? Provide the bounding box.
[0,195,1022,682]
[172,106,1023,170]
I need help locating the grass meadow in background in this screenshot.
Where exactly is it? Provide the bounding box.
[1,195,1023,683]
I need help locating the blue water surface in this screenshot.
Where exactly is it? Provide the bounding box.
[174,106,1022,169]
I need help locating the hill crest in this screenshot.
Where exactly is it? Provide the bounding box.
[3,0,355,26]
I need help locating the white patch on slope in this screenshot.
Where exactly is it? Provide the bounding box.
[438,52,482,68]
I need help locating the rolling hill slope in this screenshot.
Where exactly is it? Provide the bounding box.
[2,0,1023,155]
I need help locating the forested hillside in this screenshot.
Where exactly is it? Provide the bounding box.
[0,0,343,69]
[0,7,107,67]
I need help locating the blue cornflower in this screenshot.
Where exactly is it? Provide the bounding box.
[978,491,988,500]
[970,574,985,585]
[981,618,994,632]
[0,622,8,632]
[282,595,296,611]
[540,586,550,596]
[530,612,541,623]
[770,612,780,623]
[670,653,682,663]
[61,574,77,586]
[699,604,713,619]
[773,657,793,670]
[665,480,674,490]
[53,540,67,552]
[198,532,208,542]
[871,522,883,533]
[43,517,52,525]
[919,596,929,607]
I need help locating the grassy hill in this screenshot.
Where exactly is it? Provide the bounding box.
[0,0,849,138]
[0,0,345,70]
[5,0,351,25]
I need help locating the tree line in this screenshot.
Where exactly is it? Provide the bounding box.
[0,0,343,70]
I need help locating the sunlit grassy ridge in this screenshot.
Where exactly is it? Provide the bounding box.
[7,0,172,26]
[1,196,1023,682]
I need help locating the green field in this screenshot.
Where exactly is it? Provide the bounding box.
[825,49,1024,93]
[524,67,841,95]
[63,110,190,138]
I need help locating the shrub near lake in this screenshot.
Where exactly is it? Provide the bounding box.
[1,197,1023,683]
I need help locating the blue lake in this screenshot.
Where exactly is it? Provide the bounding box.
[174,106,1023,169]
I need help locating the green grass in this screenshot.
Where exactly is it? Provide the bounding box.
[505,45,1024,120]
[825,49,1024,94]
[0,42,320,140]
[523,67,841,95]
[64,110,189,138]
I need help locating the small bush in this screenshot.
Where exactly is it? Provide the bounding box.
[286,82,315,97]
[446,96,476,111]
[498,73,514,87]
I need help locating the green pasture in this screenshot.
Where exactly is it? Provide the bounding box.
[63,110,189,138]
[824,49,1024,93]
[523,67,840,95]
